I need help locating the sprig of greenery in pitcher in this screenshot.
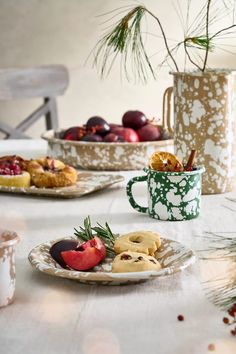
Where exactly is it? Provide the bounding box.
[91,0,236,82]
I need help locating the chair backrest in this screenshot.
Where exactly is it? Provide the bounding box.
[0,65,69,139]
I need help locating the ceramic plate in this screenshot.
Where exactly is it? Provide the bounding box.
[28,236,196,285]
[0,172,124,198]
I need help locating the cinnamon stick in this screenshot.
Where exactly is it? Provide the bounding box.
[185,150,197,171]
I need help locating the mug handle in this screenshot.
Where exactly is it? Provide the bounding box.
[162,86,174,135]
[126,175,148,214]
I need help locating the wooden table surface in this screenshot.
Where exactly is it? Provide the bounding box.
[0,139,236,354]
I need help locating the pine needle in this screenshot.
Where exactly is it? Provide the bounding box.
[196,231,236,310]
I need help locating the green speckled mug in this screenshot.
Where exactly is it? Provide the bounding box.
[126,167,205,221]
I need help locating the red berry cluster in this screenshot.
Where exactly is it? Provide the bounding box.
[222,303,236,336]
[0,161,22,175]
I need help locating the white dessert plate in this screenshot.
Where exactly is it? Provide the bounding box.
[28,236,196,285]
[0,172,124,198]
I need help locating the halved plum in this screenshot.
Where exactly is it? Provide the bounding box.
[61,236,106,271]
[49,239,78,268]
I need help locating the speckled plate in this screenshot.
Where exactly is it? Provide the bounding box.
[0,172,124,198]
[28,237,196,285]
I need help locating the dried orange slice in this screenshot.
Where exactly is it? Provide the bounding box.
[149,151,183,172]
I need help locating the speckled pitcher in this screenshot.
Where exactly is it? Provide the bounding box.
[0,230,20,308]
[126,167,205,221]
[170,70,236,194]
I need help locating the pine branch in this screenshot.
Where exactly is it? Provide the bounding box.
[92,1,236,80]
[92,5,178,83]
[144,8,179,72]
[184,39,203,70]
[202,0,212,71]
[210,24,236,41]
[196,231,236,310]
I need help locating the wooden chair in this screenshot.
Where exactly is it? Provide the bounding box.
[0,65,69,139]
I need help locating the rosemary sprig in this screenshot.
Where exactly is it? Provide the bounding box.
[92,222,115,244]
[74,216,93,242]
[74,216,116,257]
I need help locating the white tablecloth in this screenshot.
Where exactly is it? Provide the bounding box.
[0,139,236,354]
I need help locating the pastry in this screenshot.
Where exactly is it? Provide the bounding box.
[112,251,161,273]
[114,230,161,256]
[27,157,77,188]
[0,155,31,188]
[0,155,29,170]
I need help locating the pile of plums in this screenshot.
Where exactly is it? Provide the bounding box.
[61,110,169,143]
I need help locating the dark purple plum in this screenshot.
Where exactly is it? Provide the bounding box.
[103,133,125,142]
[122,111,147,130]
[86,116,110,135]
[137,124,161,142]
[80,134,103,142]
[109,123,122,132]
[49,239,78,268]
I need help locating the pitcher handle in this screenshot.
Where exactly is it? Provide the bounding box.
[162,86,174,135]
[126,175,148,214]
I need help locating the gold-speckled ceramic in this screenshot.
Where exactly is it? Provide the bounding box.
[28,236,195,285]
[42,130,174,171]
[0,172,124,198]
[0,230,20,307]
[172,70,236,194]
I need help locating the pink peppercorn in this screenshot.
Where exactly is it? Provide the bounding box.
[177,314,184,321]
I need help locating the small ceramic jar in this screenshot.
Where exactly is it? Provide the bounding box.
[0,230,20,308]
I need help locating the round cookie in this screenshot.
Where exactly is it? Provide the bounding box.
[27,157,77,188]
[112,251,161,273]
[114,230,161,256]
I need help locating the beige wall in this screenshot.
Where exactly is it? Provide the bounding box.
[0,0,236,138]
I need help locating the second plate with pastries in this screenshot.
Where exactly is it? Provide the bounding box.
[0,155,77,189]
[0,155,124,198]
